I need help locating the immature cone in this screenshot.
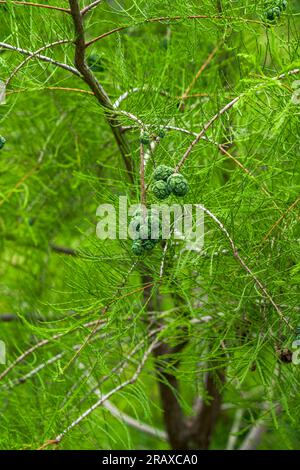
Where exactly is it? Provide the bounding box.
[139,220,161,241]
[152,180,171,200]
[273,6,281,17]
[142,239,157,252]
[153,165,173,182]
[0,136,6,149]
[130,215,143,239]
[130,208,161,252]
[140,131,150,145]
[157,129,166,139]
[265,0,287,22]
[265,9,274,21]
[167,173,189,197]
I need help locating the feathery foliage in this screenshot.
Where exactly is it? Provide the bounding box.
[0,0,299,450]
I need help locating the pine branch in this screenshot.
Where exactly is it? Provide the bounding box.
[68,0,133,181]
[239,421,267,450]
[0,320,105,382]
[0,1,70,13]
[0,41,79,77]
[176,68,300,171]
[180,43,221,107]
[50,244,78,256]
[81,0,103,16]
[226,409,244,450]
[39,340,158,448]
[5,40,74,87]
[102,400,167,441]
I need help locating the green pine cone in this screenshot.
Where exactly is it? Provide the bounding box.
[140,131,150,145]
[273,6,281,17]
[130,215,143,239]
[139,223,151,240]
[152,180,171,200]
[0,136,6,149]
[276,0,287,11]
[153,165,174,182]
[131,208,161,241]
[131,239,145,256]
[167,173,189,197]
[265,8,276,21]
[139,220,161,241]
[157,129,166,139]
[142,239,157,251]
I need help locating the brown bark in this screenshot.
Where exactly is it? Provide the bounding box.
[143,275,225,449]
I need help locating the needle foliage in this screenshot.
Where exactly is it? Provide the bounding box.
[0,0,299,450]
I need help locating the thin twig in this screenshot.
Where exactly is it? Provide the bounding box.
[81,0,103,16]
[5,40,73,87]
[159,242,169,278]
[176,96,240,171]
[140,137,146,206]
[102,399,167,440]
[50,243,78,256]
[180,43,220,102]
[113,86,172,109]
[239,421,267,450]
[261,195,300,244]
[0,319,104,382]
[0,42,79,77]
[0,1,70,13]
[226,409,244,450]
[118,109,145,126]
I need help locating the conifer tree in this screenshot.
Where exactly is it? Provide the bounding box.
[0,0,299,450]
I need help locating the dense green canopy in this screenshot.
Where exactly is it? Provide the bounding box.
[0,0,299,450]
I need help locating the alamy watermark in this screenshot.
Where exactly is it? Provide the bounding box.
[0,341,6,365]
[291,80,300,105]
[96,197,204,252]
[0,80,6,105]
[292,340,300,365]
